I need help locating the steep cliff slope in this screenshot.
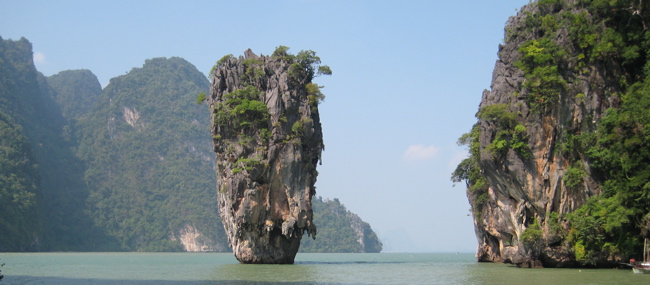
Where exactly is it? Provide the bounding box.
[454,0,650,267]
[0,37,43,251]
[0,37,103,250]
[207,47,329,263]
[39,67,110,250]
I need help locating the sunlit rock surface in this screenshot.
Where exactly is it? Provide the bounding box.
[467,1,624,267]
[207,49,323,264]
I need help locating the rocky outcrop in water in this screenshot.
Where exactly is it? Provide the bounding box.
[472,2,607,266]
[455,0,650,267]
[207,48,328,264]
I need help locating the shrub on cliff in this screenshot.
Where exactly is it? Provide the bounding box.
[477,104,530,158]
[283,48,332,86]
[568,76,650,264]
[452,124,489,221]
[515,39,567,112]
[213,85,269,134]
[521,219,543,257]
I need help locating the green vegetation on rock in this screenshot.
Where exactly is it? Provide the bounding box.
[452,124,489,221]
[569,73,650,264]
[213,85,269,135]
[0,111,41,250]
[515,38,567,112]
[455,0,650,267]
[477,104,530,158]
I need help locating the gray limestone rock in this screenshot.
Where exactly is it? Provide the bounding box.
[207,49,324,264]
[467,1,624,267]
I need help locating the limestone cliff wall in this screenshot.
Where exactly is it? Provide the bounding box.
[468,1,628,267]
[207,49,323,264]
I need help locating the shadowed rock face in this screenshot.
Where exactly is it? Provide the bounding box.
[207,49,323,264]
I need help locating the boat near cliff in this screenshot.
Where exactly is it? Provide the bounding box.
[632,239,650,274]
[632,263,650,274]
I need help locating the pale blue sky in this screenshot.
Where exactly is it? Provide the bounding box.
[2,0,530,252]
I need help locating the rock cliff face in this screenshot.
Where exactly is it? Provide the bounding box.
[208,49,326,264]
[347,211,383,253]
[459,0,649,267]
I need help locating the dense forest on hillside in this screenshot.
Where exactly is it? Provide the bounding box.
[0,37,98,251]
[301,197,382,253]
[0,36,381,253]
[47,69,102,121]
[75,57,228,251]
[0,36,229,251]
[454,0,650,266]
[0,37,45,251]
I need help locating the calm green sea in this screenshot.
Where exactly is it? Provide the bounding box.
[0,252,648,284]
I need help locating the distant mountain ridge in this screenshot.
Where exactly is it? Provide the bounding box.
[301,197,382,253]
[74,56,228,251]
[0,36,96,251]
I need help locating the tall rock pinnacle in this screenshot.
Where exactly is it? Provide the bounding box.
[207,48,329,264]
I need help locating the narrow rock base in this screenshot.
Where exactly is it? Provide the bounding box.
[233,234,302,264]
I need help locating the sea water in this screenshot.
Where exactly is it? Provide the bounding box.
[1,252,648,284]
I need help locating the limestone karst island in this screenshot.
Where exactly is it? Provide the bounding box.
[206,48,329,264]
[453,0,650,268]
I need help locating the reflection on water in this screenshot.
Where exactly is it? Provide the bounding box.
[211,263,317,284]
[209,253,479,285]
